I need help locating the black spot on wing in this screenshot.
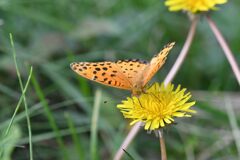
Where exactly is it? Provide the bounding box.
[93,76,98,80]
[103,67,108,71]
[116,59,147,64]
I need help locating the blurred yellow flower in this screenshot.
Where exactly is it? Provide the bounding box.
[165,0,227,13]
[117,83,196,130]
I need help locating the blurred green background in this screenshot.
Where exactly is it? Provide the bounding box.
[0,0,239,160]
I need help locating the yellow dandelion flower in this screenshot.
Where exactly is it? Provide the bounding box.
[165,0,227,13]
[117,83,196,131]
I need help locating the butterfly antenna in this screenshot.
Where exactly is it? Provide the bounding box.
[137,97,144,108]
[149,92,162,104]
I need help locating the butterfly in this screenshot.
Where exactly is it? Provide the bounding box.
[70,42,175,95]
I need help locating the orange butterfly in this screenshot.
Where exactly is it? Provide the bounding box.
[70,42,175,95]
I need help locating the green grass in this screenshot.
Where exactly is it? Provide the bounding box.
[90,89,102,160]
[0,34,33,160]
[31,72,69,160]
[65,112,85,159]
[10,33,33,160]
[0,0,239,160]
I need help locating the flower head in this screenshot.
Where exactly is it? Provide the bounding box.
[165,0,227,13]
[117,83,196,131]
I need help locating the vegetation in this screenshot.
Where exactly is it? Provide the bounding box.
[0,0,239,159]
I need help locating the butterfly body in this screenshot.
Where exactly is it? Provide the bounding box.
[70,42,175,95]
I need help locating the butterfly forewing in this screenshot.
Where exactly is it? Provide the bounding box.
[70,62,132,90]
[115,59,149,86]
[70,42,175,93]
[142,42,175,86]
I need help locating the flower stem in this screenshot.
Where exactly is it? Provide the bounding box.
[113,122,142,160]
[206,16,240,85]
[114,17,198,160]
[164,16,198,85]
[158,130,167,160]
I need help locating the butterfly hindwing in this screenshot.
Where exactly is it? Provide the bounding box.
[70,62,132,90]
[142,42,175,86]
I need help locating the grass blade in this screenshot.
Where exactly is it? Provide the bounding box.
[9,33,33,160]
[90,89,102,160]
[0,67,33,158]
[31,72,69,160]
[65,112,85,159]
[123,149,135,160]
[18,126,89,145]
[224,96,240,157]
